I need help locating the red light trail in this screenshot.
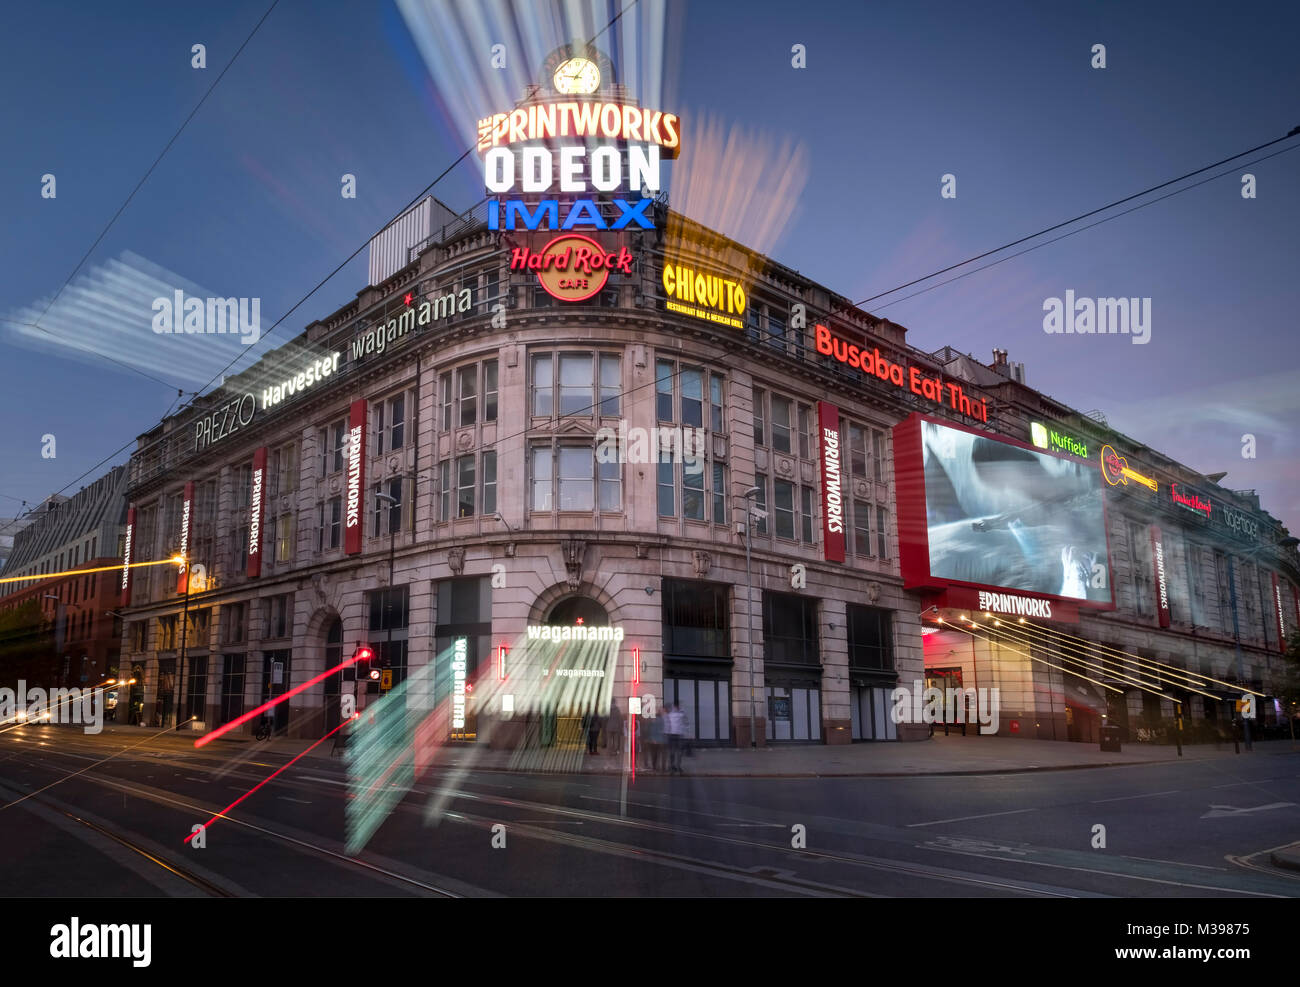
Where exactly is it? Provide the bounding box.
[184,715,355,843]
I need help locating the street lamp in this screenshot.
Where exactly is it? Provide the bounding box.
[741,486,762,748]
[375,477,416,688]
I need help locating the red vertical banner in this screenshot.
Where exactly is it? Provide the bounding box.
[247,448,267,578]
[176,480,195,593]
[1149,526,1171,628]
[1292,584,1300,641]
[344,398,368,556]
[1272,573,1287,653]
[121,506,135,608]
[817,400,845,563]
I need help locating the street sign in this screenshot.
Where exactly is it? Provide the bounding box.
[381,669,393,690]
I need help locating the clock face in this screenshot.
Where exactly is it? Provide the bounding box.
[554,57,600,95]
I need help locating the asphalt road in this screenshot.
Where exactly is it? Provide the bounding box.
[2,725,1298,898]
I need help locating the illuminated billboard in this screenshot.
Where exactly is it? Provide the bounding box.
[894,414,1114,609]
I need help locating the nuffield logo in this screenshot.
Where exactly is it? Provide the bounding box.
[152,290,260,345]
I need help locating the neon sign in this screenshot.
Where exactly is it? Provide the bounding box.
[815,324,988,422]
[510,234,631,302]
[484,145,660,195]
[452,637,467,730]
[1101,445,1157,492]
[525,623,625,642]
[477,102,681,156]
[1170,482,1211,517]
[176,481,194,594]
[663,264,747,329]
[976,590,1053,619]
[344,400,367,555]
[1150,526,1171,628]
[488,197,652,231]
[247,448,266,578]
[121,507,135,607]
[1031,421,1087,459]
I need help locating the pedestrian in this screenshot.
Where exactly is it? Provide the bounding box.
[607,699,624,757]
[586,708,602,754]
[665,703,686,773]
[648,707,665,772]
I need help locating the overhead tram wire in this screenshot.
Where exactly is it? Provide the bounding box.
[852,127,1300,310]
[11,0,283,397]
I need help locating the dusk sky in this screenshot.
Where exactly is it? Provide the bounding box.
[2,0,1297,531]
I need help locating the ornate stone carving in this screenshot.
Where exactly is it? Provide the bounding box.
[777,457,795,477]
[311,572,328,607]
[636,543,649,560]
[448,546,466,575]
[867,581,881,604]
[692,550,711,578]
[563,538,585,590]
[456,430,475,452]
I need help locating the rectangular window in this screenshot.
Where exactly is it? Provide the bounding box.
[532,355,553,416]
[440,372,453,430]
[224,602,246,645]
[683,461,706,521]
[457,365,478,427]
[876,505,888,559]
[854,500,872,557]
[558,446,593,510]
[233,522,249,573]
[457,456,476,518]
[746,305,761,344]
[657,360,674,422]
[754,474,768,535]
[275,513,294,563]
[598,457,620,511]
[439,459,451,521]
[771,396,792,454]
[681,367,704,428]
[559,353,590,415]
[266,594,290,639]
[485,268,500,304]
[371,478,403,534]
[849,424,867,477]
[872,429,885,483]
[379,393,405,452]
[272,443,296,496]
[318,497,342,551]
[159,615,177,651]
[657,451,675,517]
[762,591,819,664]
[801,486,814,544]
[712,462,727,525]
[774,479,796,539]
[847,604,894,672]
[710,373,725,433]
[767,312,786,350]
[220,654,245,725]
[798,404,812,459]
[599,353,620,415]
[752,388,765,447]
[531,447,552,511]
[321,420,346,475]
[484,360,498,422]
[482,451,497,515]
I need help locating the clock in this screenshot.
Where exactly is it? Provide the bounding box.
[553,56,600,95]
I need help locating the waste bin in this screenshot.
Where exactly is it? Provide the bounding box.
[1099,725,1122,752]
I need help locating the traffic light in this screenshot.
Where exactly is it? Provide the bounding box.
[353,644,374,681]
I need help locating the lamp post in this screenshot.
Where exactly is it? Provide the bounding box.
[741,486,762,748]
[375,475,416,687]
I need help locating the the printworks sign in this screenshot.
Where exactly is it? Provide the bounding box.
[817,401,845,563]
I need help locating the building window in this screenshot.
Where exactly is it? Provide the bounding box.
[848,424,867,477]
[753,473,768,535]
[318,497,342,551]
[457,364,478,427]
[872,429,886,483]
[482,451,497,515]
[270,442,297,496]
[484,360,499,421]
[265,594,290,639]
[770,396,792,453]
[710,373,725,433]
[457,457,476,519]
[158,615,177,651]
[232,521,249,574]
[713,463,728,525]
[320,419,347,476]
[801,486,814,544]
[766,311,787,351]
[372,478,404,535]
[531,443,619,512]
[533,352,621,418]
[220,654,245,725]
[762,591,819,664]
[484,269,500,306]
[853,500,872,557]
[369,586,411,689]
[752,387,765,446]
[662,578,731,659]
[774,479,796,539]
[130,621,147,652]
[274,512,294,563]
[876,505,889,559]
[439,454,493,520]
[376,392,406,453]
[223,602,246,645]
[440,361,497,431]
[847,604,893,672]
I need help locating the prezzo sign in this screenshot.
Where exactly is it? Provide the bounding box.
[509,235,633,302]
[1150,525,1171,628]
[976,590,1054,619]
[343,400,367,555]
[176,481,194,594]
[1170,482,1212,517]
[662,264,747,329]
[194,393,255,453]
[817,401,845,563]
[247,447,266,578]
[121,506,135,608]
[815,324,989,423]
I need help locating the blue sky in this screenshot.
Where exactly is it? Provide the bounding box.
[1,0,1297,530]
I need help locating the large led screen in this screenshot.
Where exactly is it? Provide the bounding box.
[915,419,1111,602]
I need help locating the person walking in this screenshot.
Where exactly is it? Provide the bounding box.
[606,699,624,758]
[648,706,666,772]
[665,703,686,774]
[586,707,602,755]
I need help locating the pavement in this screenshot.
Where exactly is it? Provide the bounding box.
[94,722,1300,777]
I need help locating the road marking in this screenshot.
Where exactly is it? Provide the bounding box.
[907,807,1037,828]
[1091,789,1180,803]
[1201,802,1295,819]
[297,775,348,787]
[1120,855,1226,871]
[277,796,311,804]
[184,777,207,783]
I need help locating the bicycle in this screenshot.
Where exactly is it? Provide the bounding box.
[254,716,272,741]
